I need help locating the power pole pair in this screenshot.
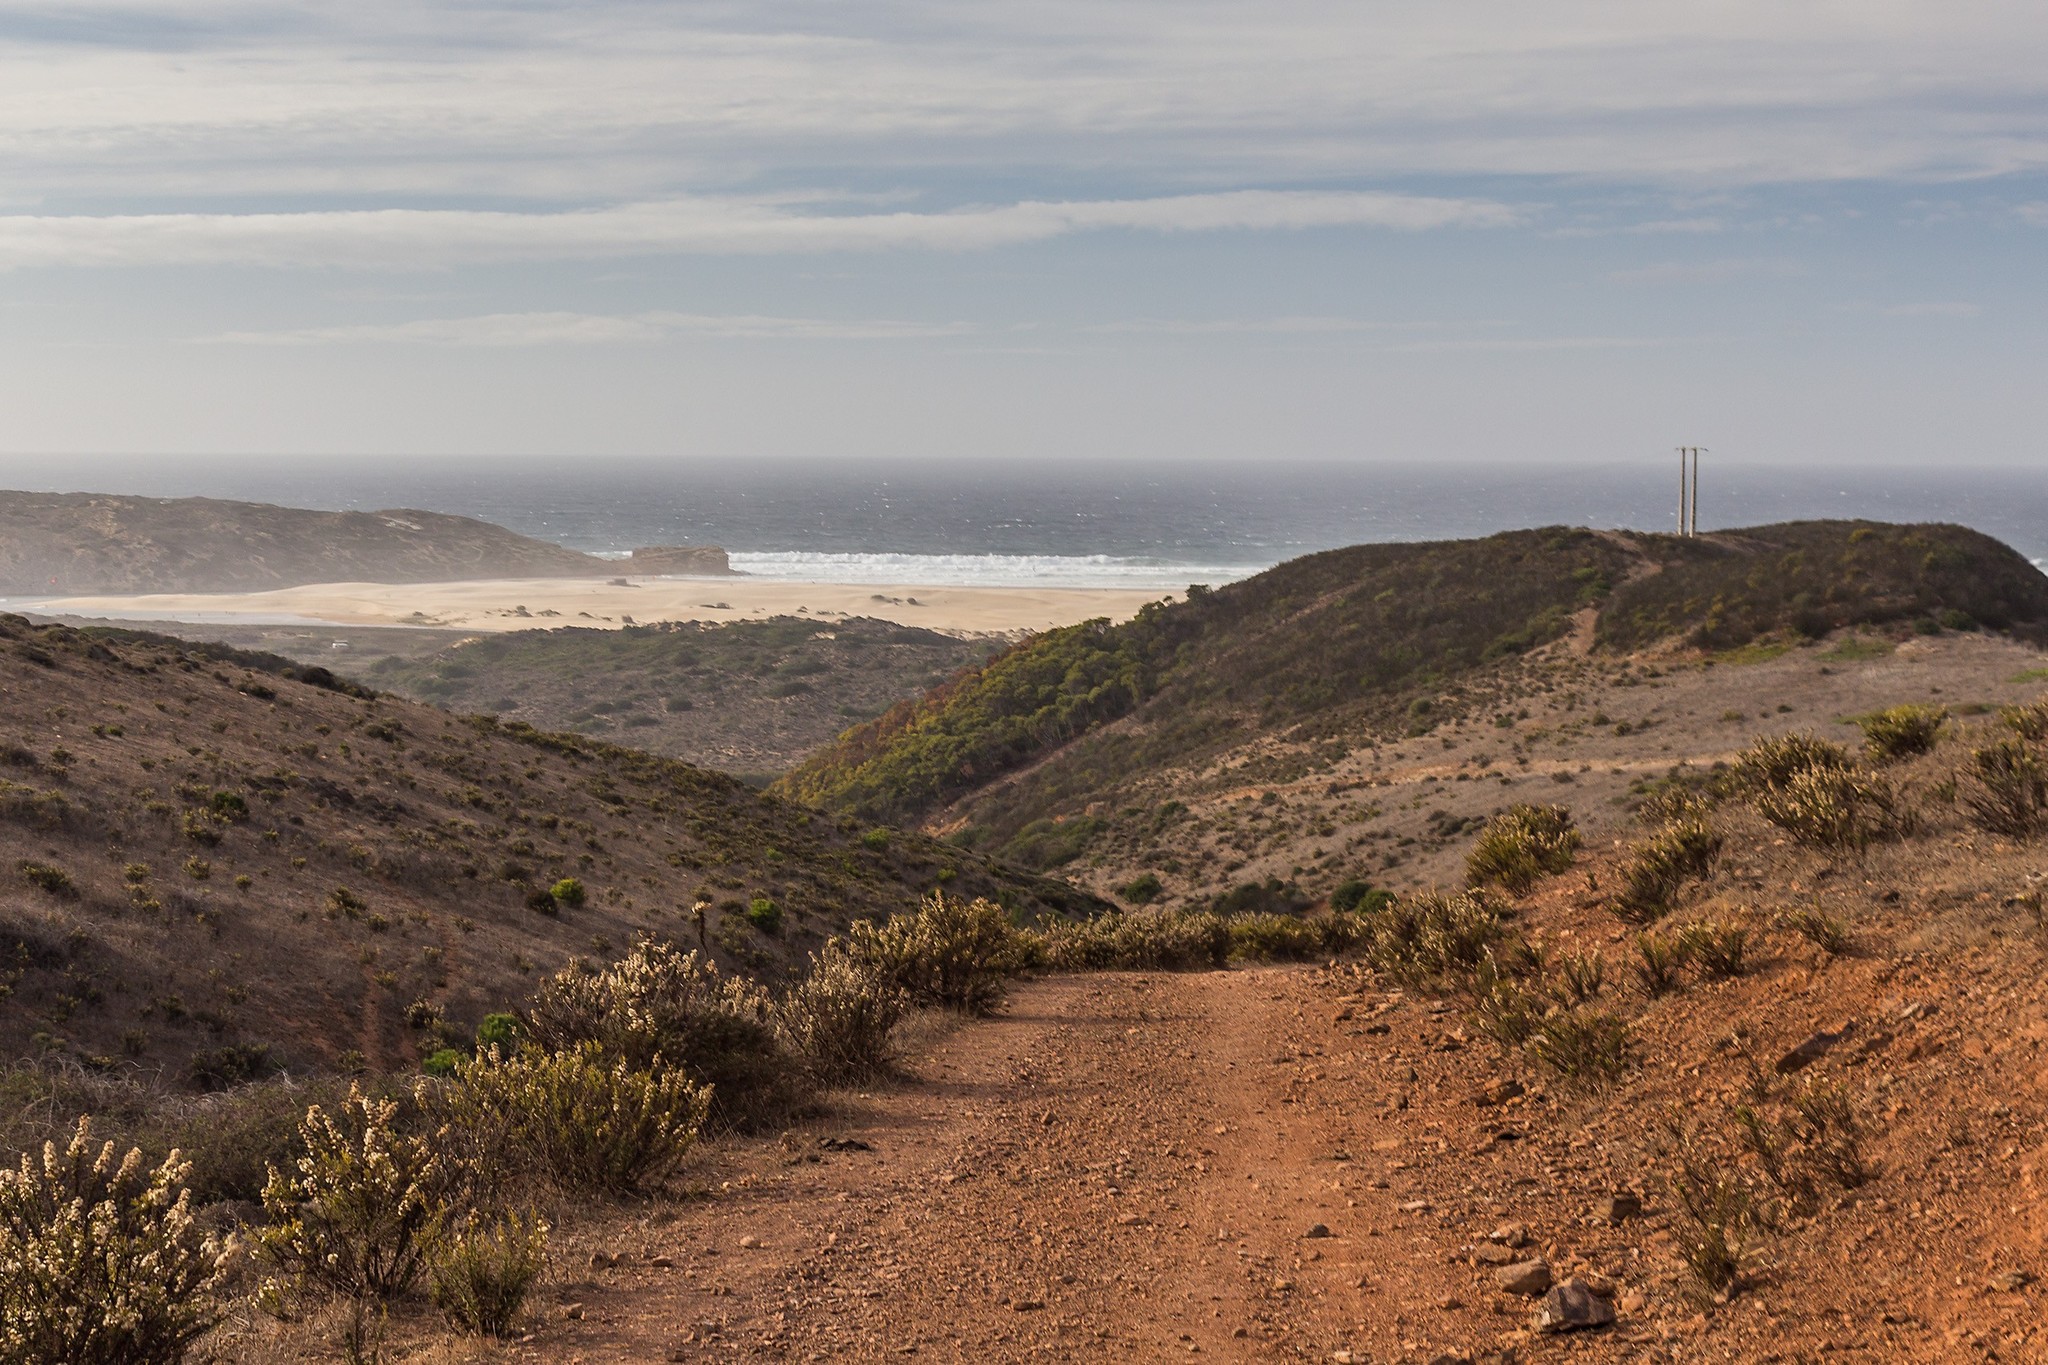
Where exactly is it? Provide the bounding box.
[1676,446,1705,537]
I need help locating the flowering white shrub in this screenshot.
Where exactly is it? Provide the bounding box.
[0,1117,232,1365]
[259,1084,440,1304]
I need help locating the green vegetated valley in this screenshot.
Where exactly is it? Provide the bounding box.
[778,520,2048,897]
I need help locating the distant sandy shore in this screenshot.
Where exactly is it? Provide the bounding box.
[30,576,1172,637]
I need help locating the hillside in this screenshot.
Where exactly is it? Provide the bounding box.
[361,616,998,778]
[0,490,690,594]
[776,521,2048,884]
[0,615,1091,1081]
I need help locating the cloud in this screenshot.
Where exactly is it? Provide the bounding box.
[0,190,1517,270]
[194,310,983,346]
[1086,316,1393,336]
[1608,257,1803,285]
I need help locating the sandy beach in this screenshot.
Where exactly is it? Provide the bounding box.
[30,576,1172,637]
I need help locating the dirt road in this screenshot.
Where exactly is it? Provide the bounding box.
[524,967,1678,1364]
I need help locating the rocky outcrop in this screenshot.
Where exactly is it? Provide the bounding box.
[625,545,735,576]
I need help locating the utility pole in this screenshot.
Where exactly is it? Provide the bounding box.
[1675,446,1706,537]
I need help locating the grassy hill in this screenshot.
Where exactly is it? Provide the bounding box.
[775,521,2048,870]
[0,616,1092,1082]
[363,616,998,779]
[0,490,629,593]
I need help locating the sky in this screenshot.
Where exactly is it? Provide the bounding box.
[0,1,2044,465]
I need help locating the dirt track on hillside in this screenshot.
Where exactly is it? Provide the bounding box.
[524,969,1670,1364]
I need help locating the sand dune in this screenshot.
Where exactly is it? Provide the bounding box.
[31,575,1171,637]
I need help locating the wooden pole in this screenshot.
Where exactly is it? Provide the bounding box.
[1690,448,1699,536]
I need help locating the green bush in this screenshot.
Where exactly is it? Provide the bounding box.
[848,893,1023,1014]
[1854,704,1947,761]
[15,860,74,898]
[1634,931,1691,996]
[0,1118,233,1365]
[1465,803,1581,893]
[425,1210,549,1337]
[1677,919,1752,978]
[473,1013,521,1057]
[1328,878,1391,914]
[1526,1008,1630,1088]
[1035,908,1231,971]
[1612,820,1723,923]
[1225,912,1351,962]
[259,1084,440,1305]
[860,828,891,852]
[423,1048,463,1078]
[425,1043,707,1194]
[524,940,789,1127]
[548,877,587,909]
[745,897,782,934]
[1116,872,1162,905]
[1359,889,1508,987]
[1754,765,1904,849]
[1735,733,1850,791]
[777,944,906,1084]
[2001,699,2048,744]
[1962,737,2048,836]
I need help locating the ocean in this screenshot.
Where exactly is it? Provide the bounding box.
[2,455,2042,589]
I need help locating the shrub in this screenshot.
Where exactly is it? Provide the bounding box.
[1554,950,1606,1004]
[1036,908,1231,971]
[425,1043,707,1194]
[1612,820,1723,923]
[423,1048,463,1078]
[1467,957,1544,1052]
[1116,872,1162,904]
[1526,1008,1630,1088]
[1634,931,1691,996]
[1465,803,1581,893]
[745,897,782,934]
[1678,920,1752,979]
[1735,734,1850,790]
[425,1210,549,1337]
[1961,738,2048,836]
[1779,905,1849,956]
[1855,704,1947,762]
[1329,878,1391,914]
[1667,1137,1757,1299]
[1359,889,1508,987]
[476,1013,521,1057]
[524,940,788,1127]
[1754,765,1904,850]
[860,828,891,852]
[2001,699,2048,743]
[548,877,587,909]
[0,1118,233,1365]
[15,860,74,898]
[259,1084,440,1304]
[777,944,906,1084]
[848,893,1023,1014]
[1226,912,1338,962]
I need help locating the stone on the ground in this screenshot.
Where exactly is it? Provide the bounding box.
[1305,1222,1332,1238]
[1494,1259,1553,1296]
[1532,1279,1615,1334]
[1599,1192,1642,1224]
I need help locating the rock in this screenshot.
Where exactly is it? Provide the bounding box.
[1398,1199,1433,1214]
[625,544,733,574]
[1599,1192,1643,1224]
[1618,1290,1647,1313]
[1474,1244,1519,1266]
[1488,1223,1532,1248]
[1012,1298,1045,1312]
[1776,1026,1851,1074]
[1428,1353,1474,1365]
[1495,1260,1554,1297]
[739,1235,761,1249]
[820,1136,874,1152]
[562,1303,586,1321]
[1989,1270,2034,1293]
[650,1255,674,1268]
[1305,1223,1332,1239]
[588,1251,617,1269]
[1475,1078,1525,1107]
[1532,1280,1615,1334]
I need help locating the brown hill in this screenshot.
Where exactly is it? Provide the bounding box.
[0,615,1092,1082]
[0,490,722,594]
